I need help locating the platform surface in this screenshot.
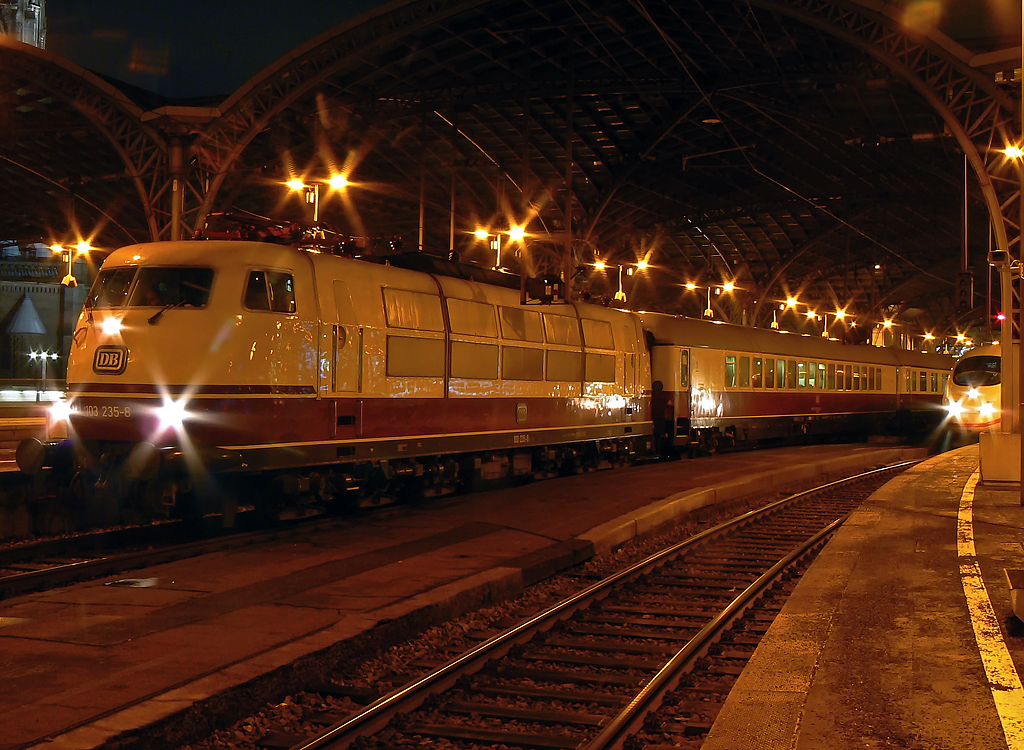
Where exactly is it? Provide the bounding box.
[703,443,1024,750]
[0,443,924,750]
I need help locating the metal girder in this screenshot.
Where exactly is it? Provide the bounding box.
[0,37,167,243]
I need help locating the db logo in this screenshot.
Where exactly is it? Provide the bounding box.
[93,346,128,375]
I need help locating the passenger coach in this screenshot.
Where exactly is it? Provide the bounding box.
[641,313,952,453]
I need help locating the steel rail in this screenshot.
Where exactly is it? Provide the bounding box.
[581,514,844,750]
[292,460,912,750]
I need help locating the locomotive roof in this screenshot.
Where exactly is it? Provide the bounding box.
[956,343,1000,360]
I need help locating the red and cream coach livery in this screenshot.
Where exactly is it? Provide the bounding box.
[641,313,952,453]
[19,226,952,521]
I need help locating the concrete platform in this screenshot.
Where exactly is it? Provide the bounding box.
[0,443,924,750]
[703,443,1024,750]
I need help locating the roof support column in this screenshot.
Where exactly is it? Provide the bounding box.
[169,136,184,241]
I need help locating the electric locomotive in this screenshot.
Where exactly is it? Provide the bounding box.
[943,343,1002,432]
[20,230,652,521]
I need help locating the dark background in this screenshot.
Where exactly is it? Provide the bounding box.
[45,0,1021,102]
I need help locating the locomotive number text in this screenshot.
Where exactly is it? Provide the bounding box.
[80,405,132,418]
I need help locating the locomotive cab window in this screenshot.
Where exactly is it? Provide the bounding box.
[245,270,296,313]
[87,267,137,308]
[952,355,1000,386]
[129,267,214,308]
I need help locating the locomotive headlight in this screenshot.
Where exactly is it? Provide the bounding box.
[979,402,996,418]
[100,317,123,336]
[48,399,73,424]
[967,387,980,400]
[155,396,191,432]
[945,400,965,418]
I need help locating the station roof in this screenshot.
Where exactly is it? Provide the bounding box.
[0,0,1020,337]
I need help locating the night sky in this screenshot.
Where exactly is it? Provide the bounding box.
[44,0,1021,103]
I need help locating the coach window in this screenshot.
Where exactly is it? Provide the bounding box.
[776,359,785,388]
[877,368,882,390]
[797,361,806,388]
[765,358,775,389]
[740,356,750,387]
[752,357,763,388]
[827,363,836,390]
[836,365,845,390]
[920,371,928,392]
[843,365,851,390]
[245,270,296,313]
[787,360,797,388]
[868,367,874,390]
[818,363,827,390]
[680,350,689,388]
[942,373,949,391]
[725,355,738,387]
[854,366,861,391]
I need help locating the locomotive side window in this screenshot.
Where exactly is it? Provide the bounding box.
[877,368,882,390]
[585,353,616,382]
[752,357,763,388]
[582,319,614,349]
[547,351,582,381]
[502,346,543,380]
[245,270,295,313]
[725,356,738,387]
[765,358,775,389]
[543,314,581,345]
[942,373,949,391]
[130,267,213,308]
[448,298,497,337]
[87,267,137,308]
[680,350,690,388]
[383,288,443,331]
[739,356,749,387]
[451,342,499,379]
[499,306,544,341]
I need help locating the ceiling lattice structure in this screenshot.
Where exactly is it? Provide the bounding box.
[0,0,1020,339]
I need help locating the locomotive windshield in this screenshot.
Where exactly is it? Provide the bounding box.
[86,267,214,308]
[952,355,1000,387]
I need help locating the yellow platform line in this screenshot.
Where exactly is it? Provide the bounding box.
[958,468,1024,749]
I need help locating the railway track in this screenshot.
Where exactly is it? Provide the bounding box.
[230,462,908,750]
